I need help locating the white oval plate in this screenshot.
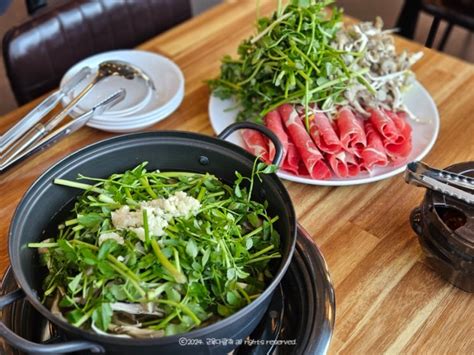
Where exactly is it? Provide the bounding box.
[209,81,440,186]
[87,89,184,133]
[87,86,184,126]
[60,50,185,127]
[62,72,152,117]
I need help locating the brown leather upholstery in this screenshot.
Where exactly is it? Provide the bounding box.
[3,0,191,105]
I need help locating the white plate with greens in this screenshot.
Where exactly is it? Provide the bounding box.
[208,80,440,186]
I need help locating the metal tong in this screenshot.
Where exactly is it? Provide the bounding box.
[0,67,92,154]
[1,61,154,164]
[405,161,474,205]
[0,89,126,173]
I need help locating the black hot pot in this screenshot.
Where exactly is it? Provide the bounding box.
[0,122,297,354]
[410,162,474,292]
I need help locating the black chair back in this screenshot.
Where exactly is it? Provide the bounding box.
[3,0,191,105]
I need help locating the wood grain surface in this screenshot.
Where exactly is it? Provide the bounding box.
[0,0,473,353]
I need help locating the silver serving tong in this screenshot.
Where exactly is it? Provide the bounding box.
[0,66,91,154]
[1,60,154,164]
[0,89,126,173]
[405,161,474,205]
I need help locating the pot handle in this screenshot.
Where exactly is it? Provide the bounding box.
[217,122,284,167]
[0,289,105,353]
[410,207,423,236]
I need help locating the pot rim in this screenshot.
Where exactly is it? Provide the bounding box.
[8,130,297,346]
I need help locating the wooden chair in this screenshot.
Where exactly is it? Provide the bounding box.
[396,0,474,50]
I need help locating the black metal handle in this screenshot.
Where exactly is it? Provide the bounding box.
[0,289,105,353]
[217,122,284,167]
[410,207,423,236]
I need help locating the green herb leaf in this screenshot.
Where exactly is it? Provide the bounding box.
[226,290,241,306]
[217,304,233,317]
[98,239,119,260]
[68,273,82,294]
[261,164,278,174]
[67,309,85,324]
[78,213,103,228]
[185,240,198,258]
[92,303,113,331]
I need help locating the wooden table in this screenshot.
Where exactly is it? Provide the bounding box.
[1,0,473,353]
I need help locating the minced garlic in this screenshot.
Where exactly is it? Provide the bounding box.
[110,191,201,240]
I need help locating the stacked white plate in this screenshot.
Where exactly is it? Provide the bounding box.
[60,50,185,133]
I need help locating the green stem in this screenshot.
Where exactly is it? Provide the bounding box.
[247,158,259,203]
[65,219,78,226]
[206,191,226,199]
[155,299,201,326]
[173,247,182,274]
[247,253,281,264]
[237,60,265,86]
[249,293,261,300]
[249,244,275,259]
[143,209,151,247]
[141,176,158,199]
[237,286,251,304]
[251,12,291,44]
[308,68,370,95]
[28,242,58,248]
[154,172,205,178]
[107,262,146,297]
[70,240,146,296]
[150,239,187,284]
[242,216,279,239]
[54,179,104,194]
[72,225,84,232]
[305,78,310,131]
[292,45,320,74]
[72,307,95,328]
[98,194,116,204]
[216,79,241,91]
[197,186,207,201]
[146,310,179,329]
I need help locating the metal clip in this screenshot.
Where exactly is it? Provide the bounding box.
[405,161,474,205]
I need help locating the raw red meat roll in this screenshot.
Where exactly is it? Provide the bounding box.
[264,110,288,163]
[327,151,360,177]
[385,110,412,139]
[241,129,270,163]
[278,104,331,179]
[383,111,412,159]
[369,108,404,143]
[361,121,389,169]
[337,107,367,156]
[281,140,300,175]
[307,110,343,154]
